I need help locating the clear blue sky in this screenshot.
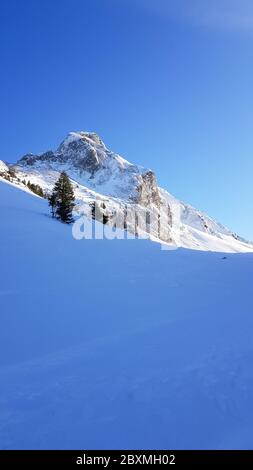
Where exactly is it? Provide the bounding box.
[1,0,252,239]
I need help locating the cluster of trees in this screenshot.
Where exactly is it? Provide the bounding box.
[0,167,45,198]
[0,168,17,182]
[47,171,173,241]
[49,172,75,224]
[24,180,44,197]
[47,173,173,241]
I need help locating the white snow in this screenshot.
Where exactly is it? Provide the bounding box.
[1,179,253,449]
[0,160,9,173]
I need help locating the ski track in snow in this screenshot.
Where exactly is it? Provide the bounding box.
[0,180,253,449]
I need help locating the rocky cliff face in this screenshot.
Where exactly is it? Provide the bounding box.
[135,170,161,208]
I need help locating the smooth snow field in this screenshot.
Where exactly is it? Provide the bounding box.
[1,180,253,449]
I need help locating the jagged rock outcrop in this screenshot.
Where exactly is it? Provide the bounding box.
[135,170,161,208]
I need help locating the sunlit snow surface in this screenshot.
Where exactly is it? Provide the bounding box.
[1,179,253,449]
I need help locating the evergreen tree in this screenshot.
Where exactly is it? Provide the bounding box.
[103,213,109,225]
[49,172,75,223]
[90,201,96,220]
[48,191,57,218]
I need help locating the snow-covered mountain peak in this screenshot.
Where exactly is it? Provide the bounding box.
[18,131,134,173]
[57,131,107,154]
[10,131,253,253]
[16,131,160,205]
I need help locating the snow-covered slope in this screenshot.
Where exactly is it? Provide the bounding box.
[1,179,253,449]
[12,131,252,253]
[0,159,9,174]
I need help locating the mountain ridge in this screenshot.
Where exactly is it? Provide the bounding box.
[1,131,252,252]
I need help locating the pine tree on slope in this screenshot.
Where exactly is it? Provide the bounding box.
[49,172,75,223]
